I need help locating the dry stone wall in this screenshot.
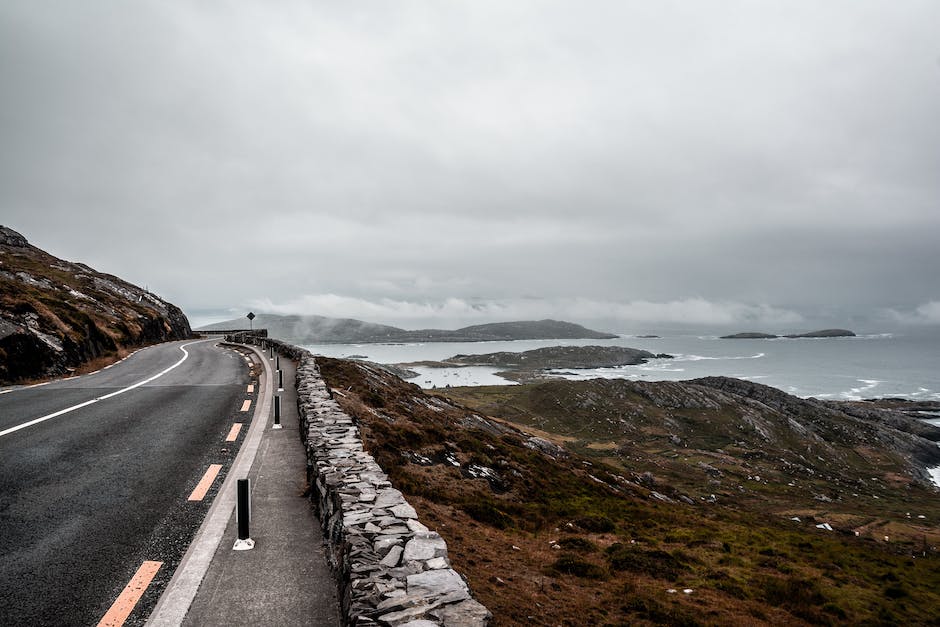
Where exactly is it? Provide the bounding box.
[228,334,491,627]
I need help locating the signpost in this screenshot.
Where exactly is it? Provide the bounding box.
[247,311,255,331]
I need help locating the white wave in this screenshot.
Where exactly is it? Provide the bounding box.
[839,379,882,400]
[672,353,765,362]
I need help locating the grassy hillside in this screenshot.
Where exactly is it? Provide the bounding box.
[316,357,940,625]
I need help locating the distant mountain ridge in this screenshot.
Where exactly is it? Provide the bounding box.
[0,226,192,383]
[199,313,617,344]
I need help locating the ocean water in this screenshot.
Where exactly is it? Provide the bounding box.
[302,331,940,400]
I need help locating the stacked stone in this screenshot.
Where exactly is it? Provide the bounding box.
[240,335,491,626]
[223,330,269,343]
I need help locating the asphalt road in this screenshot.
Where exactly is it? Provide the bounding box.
[0,339,253,626]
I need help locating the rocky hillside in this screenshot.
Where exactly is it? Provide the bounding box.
[316,357,940,625]
[200,313,616,344]
[0,226,191,383]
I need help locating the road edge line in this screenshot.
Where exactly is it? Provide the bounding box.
[144,343,273,627]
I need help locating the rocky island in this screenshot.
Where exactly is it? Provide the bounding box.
[722,328,856,339]
[0,226,191,383]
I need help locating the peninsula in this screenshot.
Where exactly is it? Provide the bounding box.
[400,344,673,383]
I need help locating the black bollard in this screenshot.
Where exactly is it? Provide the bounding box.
[278,369,284,391]
[273,395,282,430]
[233,479,254,550]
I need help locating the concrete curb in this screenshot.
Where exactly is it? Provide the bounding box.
[145,343,273,626]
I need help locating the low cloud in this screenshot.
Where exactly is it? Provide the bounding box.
[587,299,804,327]
[885,301,940,325]
[2,3,939,317]
[248,294,803,329]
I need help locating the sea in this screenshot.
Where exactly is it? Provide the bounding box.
[301,329,940,401]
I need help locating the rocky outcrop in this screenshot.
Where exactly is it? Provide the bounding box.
[234,335,490,626]
[0,226,192,383]
[692,376,940,481]
[0,226,28,247]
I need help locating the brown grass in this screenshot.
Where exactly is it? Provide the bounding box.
[316,357,940,626]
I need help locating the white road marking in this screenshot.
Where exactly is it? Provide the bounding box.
[0,340,206,439]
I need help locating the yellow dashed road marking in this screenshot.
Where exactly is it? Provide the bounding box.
[225,423,242,442]
[188,464,223,502]
[97,560,162,627]
[240,399,251,412]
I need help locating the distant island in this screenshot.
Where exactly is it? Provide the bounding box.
[400,344,673,383]
[199,313,618,344]
[721,328,856,339]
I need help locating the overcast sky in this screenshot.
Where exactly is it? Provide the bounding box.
[2,1,939,331]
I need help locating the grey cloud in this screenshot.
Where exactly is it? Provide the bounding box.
[2,1,939,328]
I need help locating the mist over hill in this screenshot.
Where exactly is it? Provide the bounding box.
[199,313,617,344]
